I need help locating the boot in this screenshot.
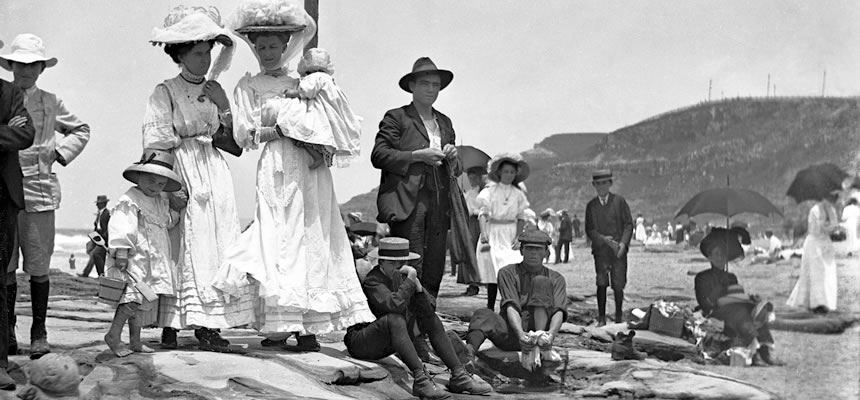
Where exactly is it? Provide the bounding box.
[29,279,50,360]
[462,284,479,296]
[614,290,625,323]
[6,283,16,356]
[104,303,135,357]
[161,327,178,349]
[282,333,320,352]
[447,366,493,395]
[195,327,230,352]
[611,331,645,361]
[0,368,14,391]
[596,286,607,327]
[757,345,784,366]
[411,367,451,400]
[413,334,442,366]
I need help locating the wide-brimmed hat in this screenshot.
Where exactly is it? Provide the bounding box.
[25,353,82,399]
[399,57,453,93]
[368,237,420,261]
[95,195,109,204]
[540,208,555,218]
[592,169,613,183]
[699,227,750,262]
[298,48,334,75]
[232,0,309,34]
[150,6,233,46]
[716,284,754,307]
[123,149,183,193]
[487,153,530,185]
[0,34,58,71]
[518,229,552,248]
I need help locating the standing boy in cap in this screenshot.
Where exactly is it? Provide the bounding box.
[0,38,36,389]
[585,169,633,326]
[344,237,492,399]
[78,195,110,278]
[371,57,461,363]
[465,230,568,369]
[1,33,91,359]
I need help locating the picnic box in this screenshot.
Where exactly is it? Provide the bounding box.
[649,310,685,338]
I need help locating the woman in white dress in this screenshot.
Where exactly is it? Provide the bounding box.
[213,0,373,351]
[787,195,839,313]
[840,198,860,255]
[475,153,530,311]
[634,214,647,242]
[144,6,256,351]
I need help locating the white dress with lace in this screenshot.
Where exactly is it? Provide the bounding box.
[787,201,838,311]
[142,75,256,329]
[105,187,179,306]
[474,183,529,284]
[212,72,373,337]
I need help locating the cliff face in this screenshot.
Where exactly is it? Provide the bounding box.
[343,97,860,224]
[528,97,860,221]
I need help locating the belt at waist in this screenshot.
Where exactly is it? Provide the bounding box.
[488,218,516,224]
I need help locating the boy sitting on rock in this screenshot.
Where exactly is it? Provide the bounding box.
[344,237,492,400]
[465,230,568,371]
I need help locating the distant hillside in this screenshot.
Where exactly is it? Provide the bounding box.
[528,97,860,223]
[343,97,860,225]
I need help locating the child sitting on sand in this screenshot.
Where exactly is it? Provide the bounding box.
[103,149,184,357]
[277,47,362,169]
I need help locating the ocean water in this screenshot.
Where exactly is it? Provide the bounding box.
[54,228,92,257]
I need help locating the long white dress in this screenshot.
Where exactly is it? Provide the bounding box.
[787,202,838,311]
[840,204,860,254]
[475,183,529,284]
[105,187,179,306]
[634,216,647,242]
[142,76,256,329]
[213,72,373,337]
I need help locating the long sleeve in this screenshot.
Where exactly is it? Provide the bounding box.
[297,73,326,99]
[52,97,90,165]
[362,274,418,315]
[0,84,35,151]
[370,110,415,177]
[232,75,261,149]
[585,201,606,248]
[142,84,180,150]
[619,197,634,246]
[107,200,139,252]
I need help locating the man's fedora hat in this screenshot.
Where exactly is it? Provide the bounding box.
[368,237,420,261]
[592,169,613,183]
[95,195,109,204]
[399,57,453,93]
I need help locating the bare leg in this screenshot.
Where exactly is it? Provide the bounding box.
[128,306,154,353]
[105,303,135,357]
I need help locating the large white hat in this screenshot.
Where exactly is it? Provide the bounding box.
[231,0,316,73]
[0,34,57,71]
[123,149,183,193]
[150,6,234,80]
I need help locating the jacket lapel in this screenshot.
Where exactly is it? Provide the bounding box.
[405,103,430,143]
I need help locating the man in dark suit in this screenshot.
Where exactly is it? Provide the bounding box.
[585,169,633,326]
[371,57,461,299]
[79,195,110,277]
[0,59,36,389]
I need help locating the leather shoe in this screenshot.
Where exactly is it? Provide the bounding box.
[0,368,15,391]
[447,367,493,395]
[412,368,451,399]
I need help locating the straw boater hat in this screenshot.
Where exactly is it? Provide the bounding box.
[592,169,613,183]
[399,57,453,93]
[21,353,82,399]
[122,149,183,193]
[487,153,530,185]
[298,48,334,75]
[368,237,420,261]
[150,6,234,80]
[0,34,58,71]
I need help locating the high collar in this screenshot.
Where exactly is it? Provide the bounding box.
[179,69,205,84]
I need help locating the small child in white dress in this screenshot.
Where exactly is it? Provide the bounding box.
[277,47,362,168]
[104,149,184,357]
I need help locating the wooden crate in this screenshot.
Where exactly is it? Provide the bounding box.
[98,277,126,307]
[649,311,685,338]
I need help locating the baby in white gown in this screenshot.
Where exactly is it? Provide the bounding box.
[277,48,362,168]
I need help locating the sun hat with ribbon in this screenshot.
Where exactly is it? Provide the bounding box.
[122,149,183,193]
[487,152,530,185]
[368,237,420,261]
[298,47,334,76]
[399,57,453,93]
[0,34,58,71]
[231,0,316,73]
[150,6,234,80]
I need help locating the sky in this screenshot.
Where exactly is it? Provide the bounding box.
[1,0,858,228]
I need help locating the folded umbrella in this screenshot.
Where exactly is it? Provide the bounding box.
[786,163,848,203]
[457,145,491,173]
[448,163,479,285]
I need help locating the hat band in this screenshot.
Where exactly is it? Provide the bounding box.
[136,153,173,170]
[378,248,410,258]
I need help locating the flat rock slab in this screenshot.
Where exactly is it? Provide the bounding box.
[479,347,778,399]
